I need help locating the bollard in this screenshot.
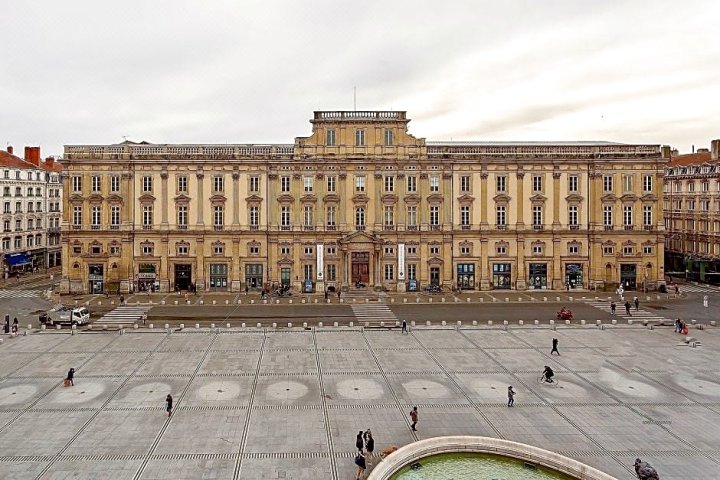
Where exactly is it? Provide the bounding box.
[211,323,215,329]
[195,323,200,329]
[257,323,262,328]
[611,319,617,325]
[340,298,344,303]
[543,297,547,302]
[302,299,306,304]
[288,323,293,328]
[263,299,267,304]
[174,300,178,305]
[488,320,493,325]
[596,320,601,326]
[411,321,416,327]
[580,320,585,325]
[595,296,599,301]
[441,320,446,326]
[467,298,471,303]
[416,298,420,303]
[556,296,560,302]
[180,323,185,329]
[534,320,539,325]
[103,324,108,330]
[472,320,478,326]
[149,323,154,329]
[314,299,318,304]
[441,297,446,303]
[134,324,139,329]
[549,320,555,326]
[41,324,46,330]
[569,296,573,301]
[238,299,242,304]
[349,321,354,327]
[519,320,524,325]
[646,296,651,302]
[429,298,433,303]
[503,320,508,326]
[165,323,170,329]
[212,300,216,305]
[404,298,407,303]
[226,300,229,305]
[457,321,462,326]
[505,297,509,302]
[565,319,570,325]
[303,322,308,328]
[649,324,654,330]
[628,319,633,325]
[98,301,102,306]
[479,298,483,302]
[27,323,32,330]
[56,324,62,330]
[276,299,280,304]
[289,299,293,304]
[251,300,255,304]
[186,300,190,305]
[161,300,165,305]
[333,322,338,327]
[272,322,277,328]
[711,321,717,327]
[111,301,115,305]
[318,322,323,327]
[454,297,458,303]
[199,300,204,305]
[227,323,231,329]
[426,321,431,326]
[380,321,385,327]
[493,297,497,302]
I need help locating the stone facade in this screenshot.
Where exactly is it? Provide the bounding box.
[59,111,666,294]
[664,140,720,283]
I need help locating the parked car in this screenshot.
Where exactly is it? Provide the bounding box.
[39,306,90,326]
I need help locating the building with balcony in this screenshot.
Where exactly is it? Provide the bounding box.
[1,146,63,275]
[664,140,720,284]
[59,111,666,294]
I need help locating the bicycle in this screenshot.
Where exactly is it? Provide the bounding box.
[537,375,560,387]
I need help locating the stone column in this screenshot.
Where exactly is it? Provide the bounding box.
[231,239,241,292]
[552,237,563,289]
[516,239,526,290]
[160,171,169,228]
[195,238,205,292]
[515,170,525,228]
[159,237,169,292]
[374,173,382,228]
[121,173,133,224]
[479,239,490,290]
[552,171,561,228]
[339,173,347,229]
[232,171,240,227]
[196,171,205,227]
[480,173,488,227]
[442,173,452,229]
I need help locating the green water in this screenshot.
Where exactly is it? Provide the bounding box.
[389,452,577,480]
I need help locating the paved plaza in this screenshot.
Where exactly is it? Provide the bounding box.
[1,323,720,479]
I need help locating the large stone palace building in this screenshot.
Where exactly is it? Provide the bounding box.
[664,140,720,283]
[59,111,666,294]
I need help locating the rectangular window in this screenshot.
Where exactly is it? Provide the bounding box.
[643,205,652,225]
[326,129,336,146]
[603,246,614,255]
[280,246,291,256]
[384,206,394,226]
[623,246,634,255]
[603,205,613,226]
[303,176,313,192]
[303,205,313,226]
[407,206,417,226]
[568,205,578,226]
[177,244,188,256]
[326,205,336,227]
[15,202,21,213]
[406,176,417,192]
[384,176,394,192]
[303,264,313,280]
[384,264,394,281]
[91,176,101,192]
[326,176,336,193]
[14,237,21,249]
[326,264,336,281]
[569,243,579,255]
[247,176,259,193]
[91,206,101,227]
[281,206,291,226]
[142,244,154,256]
[281,176,291,193]
[355,129,365,146]
[249,206,259,226]
[460,175,471,192]
[213,175,224,193]
[177,205,187,227]
[603,175,613,192]
[496,175,506,192]
[143,205,153,226]
[568,175,578,192]
[355,176,365,192]
[213,206,224,227]
[142,176,153,193]
[643,246,653,255]
[532,205,543,226]
[430,175,440,192]
[496,205,506,226]
[72,176,82,192]
[532,175,543,192]
[460,205,470,226]
[177,175,187,193]
[111,205,120,227]
[73,206,82,226]
[429,205,439,226]
[702,181,709,192]
[623,174,633,192]
[355,207,365,227]
[643,174,653,192]
[688,182,695,193]
[407,263,417,280]
[532,244,543,255]
[623,205,633,226]
[384,129,393,146]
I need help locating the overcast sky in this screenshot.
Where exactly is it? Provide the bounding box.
[1,0,718,157]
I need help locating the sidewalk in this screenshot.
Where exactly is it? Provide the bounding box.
[0,267,61,288]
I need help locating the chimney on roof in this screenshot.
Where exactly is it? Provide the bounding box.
[712,139,719,161]
[6,146,13,155]
[697,148,710,153]
[24,146,41,166]
[671,148,679,156]
[661,146,672,158]
[692,145,695,153]
[45,156,55,167]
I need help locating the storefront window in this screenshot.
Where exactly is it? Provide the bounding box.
[209,264,228,290]
[456,263,475,290]
[565,263,583,289]
[529,263,547,289]
[492,263,511,289]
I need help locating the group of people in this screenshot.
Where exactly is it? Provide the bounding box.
[2,316,19,334]
[674,318,689,334]
[609,297,640,315]
[354,429,375,479]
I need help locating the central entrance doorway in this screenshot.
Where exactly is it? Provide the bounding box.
[174,264,192,291]
[351,252,370,284]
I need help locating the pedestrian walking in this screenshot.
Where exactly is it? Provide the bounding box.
[674,284,680,295]
[507,386,515,407]
[624,301,632,316]
[634,296,640,311]
[324,289,328,301]
[566,281,570,292]
[66,368,75,386]
[364,430,375,466]
[166,394,173,417]
[409,406,418,431]
[550,338,560,355]
[610,301,616,315]
[337,289,342,301]
[401,319,408,334]
[356,431,364,453]
[354,451,367,480]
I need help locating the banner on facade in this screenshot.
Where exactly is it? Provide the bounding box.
[316,243,324,280]
[398,243,405,280]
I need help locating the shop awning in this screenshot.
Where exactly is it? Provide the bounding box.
[5,253,30,266]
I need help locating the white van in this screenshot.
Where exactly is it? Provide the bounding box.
[39,306,91,326]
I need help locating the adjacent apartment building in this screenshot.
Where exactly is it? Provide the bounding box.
[1,146,63,276]
[664,140,720,284]
[59,111,666,294]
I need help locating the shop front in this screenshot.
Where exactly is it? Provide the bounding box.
[528,263,547,289]
[493,263,512,289]
[88,264,104,294]
[456,263,475,290]
[174,264,192,291]
[209,263,228,290]
[280,267,291,286]
[565,263,583,289]
[245,264,263,290]
[137,263,157,292]
[620,264,637,290]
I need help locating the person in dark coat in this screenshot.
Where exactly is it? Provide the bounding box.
[166,394,173,417]
[66,368,75,386]
[364,430,375,465]
[550,338,560,355]
[624,301,632,316]
[355,431,364,453]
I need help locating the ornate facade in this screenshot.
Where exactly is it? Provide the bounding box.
[664,140,720,283]
[59,111,666,294]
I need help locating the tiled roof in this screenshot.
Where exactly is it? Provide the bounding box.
[0,150,36,170]
[668,152,712,167]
